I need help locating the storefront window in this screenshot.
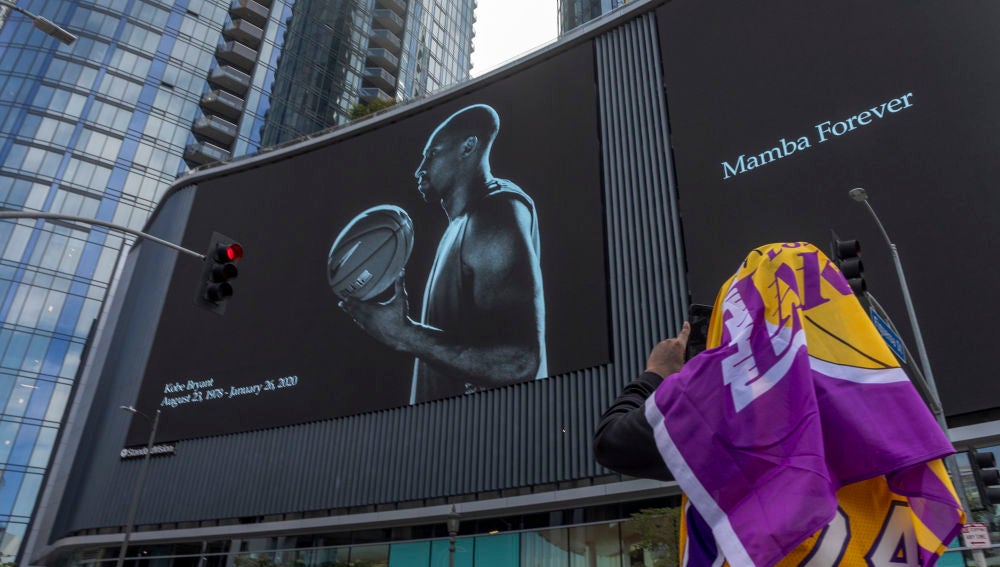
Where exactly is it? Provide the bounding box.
[569,523,622,567]
[388,541,430,566]
[349,543,388,566]
[473,533,517,567]
[520,528,568,566]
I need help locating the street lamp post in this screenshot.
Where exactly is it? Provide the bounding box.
[446,505,460,567]
[849,187,982,566]
[0,0,76,44]
[116,406,160,567]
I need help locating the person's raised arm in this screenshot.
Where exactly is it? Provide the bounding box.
[592,322,690,481]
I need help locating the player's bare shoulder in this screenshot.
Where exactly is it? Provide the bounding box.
[463,181,536,268]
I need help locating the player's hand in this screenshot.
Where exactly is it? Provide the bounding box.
[339,272,412,349]
[645,321,690,378]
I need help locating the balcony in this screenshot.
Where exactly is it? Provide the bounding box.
[200,89,244,120]
[359,87,392,104]
[230,0,269,27]
[369,28,401,53]
[216,40,257,72]
[192,114,238,146]
[375,0,405,17]
[366,47,398,71]
[208,65,251,95]
[184,141,231,166]
[372,8,404,34]
[223,18,263,48]
[363,67,396,92]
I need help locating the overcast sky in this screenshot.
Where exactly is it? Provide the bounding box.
[470,0,559,77]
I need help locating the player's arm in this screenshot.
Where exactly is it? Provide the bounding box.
[342,197,542,385]
[437,195,543,383]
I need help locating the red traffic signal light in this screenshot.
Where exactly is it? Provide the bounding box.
[196,233,243,314]
[218,243,243,262]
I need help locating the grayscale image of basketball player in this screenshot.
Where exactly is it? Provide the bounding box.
[340,104,547,403]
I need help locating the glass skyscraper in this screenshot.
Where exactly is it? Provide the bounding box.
[0,0,473,559]
[557,0,628,35]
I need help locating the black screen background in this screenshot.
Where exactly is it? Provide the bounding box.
[657,1,1000,417]
[128,43,611,445]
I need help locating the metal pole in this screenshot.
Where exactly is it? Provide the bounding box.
[0,211,204,259]
[446,505,459,567]
[116,409,160,567]
[850,188,983,566]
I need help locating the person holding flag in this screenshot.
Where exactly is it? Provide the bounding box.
[594,242,964,566]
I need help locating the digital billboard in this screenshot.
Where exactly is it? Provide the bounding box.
[127,42,610,445]
[657,1,1000,416]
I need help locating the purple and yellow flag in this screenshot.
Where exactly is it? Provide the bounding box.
[646,242,963,566]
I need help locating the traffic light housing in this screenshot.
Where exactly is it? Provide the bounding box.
[832,238,866,295]
[969,449,1000,509]
[196,232,243,314]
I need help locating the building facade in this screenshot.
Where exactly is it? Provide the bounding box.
[557,0,627,35]
[257,0,475,148]
[0,0,474,560]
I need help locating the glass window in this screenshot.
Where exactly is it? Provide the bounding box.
[350,544,388,566]
[0,522,27,561]
[29,427,57,468]
[474,533,518,567]
[12,472,42,517]
[389,541,431,567]
[22,334,49,374]
[15,285,47,327]
[8,423,40,466]
[0,471,24,515]
[568,523,622,567]
[429,538,472,566]
[44,382,71,424]
[0,374,13,416]
[60,342,85,379]
[522,528,569,566]
[0,330,30,371]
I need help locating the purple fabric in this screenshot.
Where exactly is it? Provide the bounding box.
[647,243,956,566]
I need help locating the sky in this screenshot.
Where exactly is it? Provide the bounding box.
[470,0,559,77]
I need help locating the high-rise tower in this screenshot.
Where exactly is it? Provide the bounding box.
[258,0,475,147]
[558,0,628,35]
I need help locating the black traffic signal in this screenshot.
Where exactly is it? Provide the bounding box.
[970,449,1000,509]
[832,239,866,295]
[196,232,243,314]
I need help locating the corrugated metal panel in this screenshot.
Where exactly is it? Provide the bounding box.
[57,12,686,534]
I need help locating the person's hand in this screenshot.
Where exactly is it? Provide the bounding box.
[645,321,690,378]
[339,273,412,350]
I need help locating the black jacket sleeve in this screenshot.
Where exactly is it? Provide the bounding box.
[592,371,674,481]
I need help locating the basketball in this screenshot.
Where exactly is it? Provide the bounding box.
[327,205,414,301]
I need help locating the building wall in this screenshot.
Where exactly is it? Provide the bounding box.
[0,0,477,560]
[33,7,684,559]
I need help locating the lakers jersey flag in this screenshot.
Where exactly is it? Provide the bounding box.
[645,243,963,566]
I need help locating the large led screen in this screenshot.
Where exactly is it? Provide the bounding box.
[657,1,1000,416]
[127,43,610,444]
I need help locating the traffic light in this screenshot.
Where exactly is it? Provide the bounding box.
[196,232,243,314]
[832,238,866,295]
[969,449,1000,509]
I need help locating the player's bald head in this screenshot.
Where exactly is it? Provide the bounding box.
[430,104,500,152]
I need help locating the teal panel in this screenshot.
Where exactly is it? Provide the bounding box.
[474,534,519,567]
[430,537,473,567]
[389,541,431,567]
